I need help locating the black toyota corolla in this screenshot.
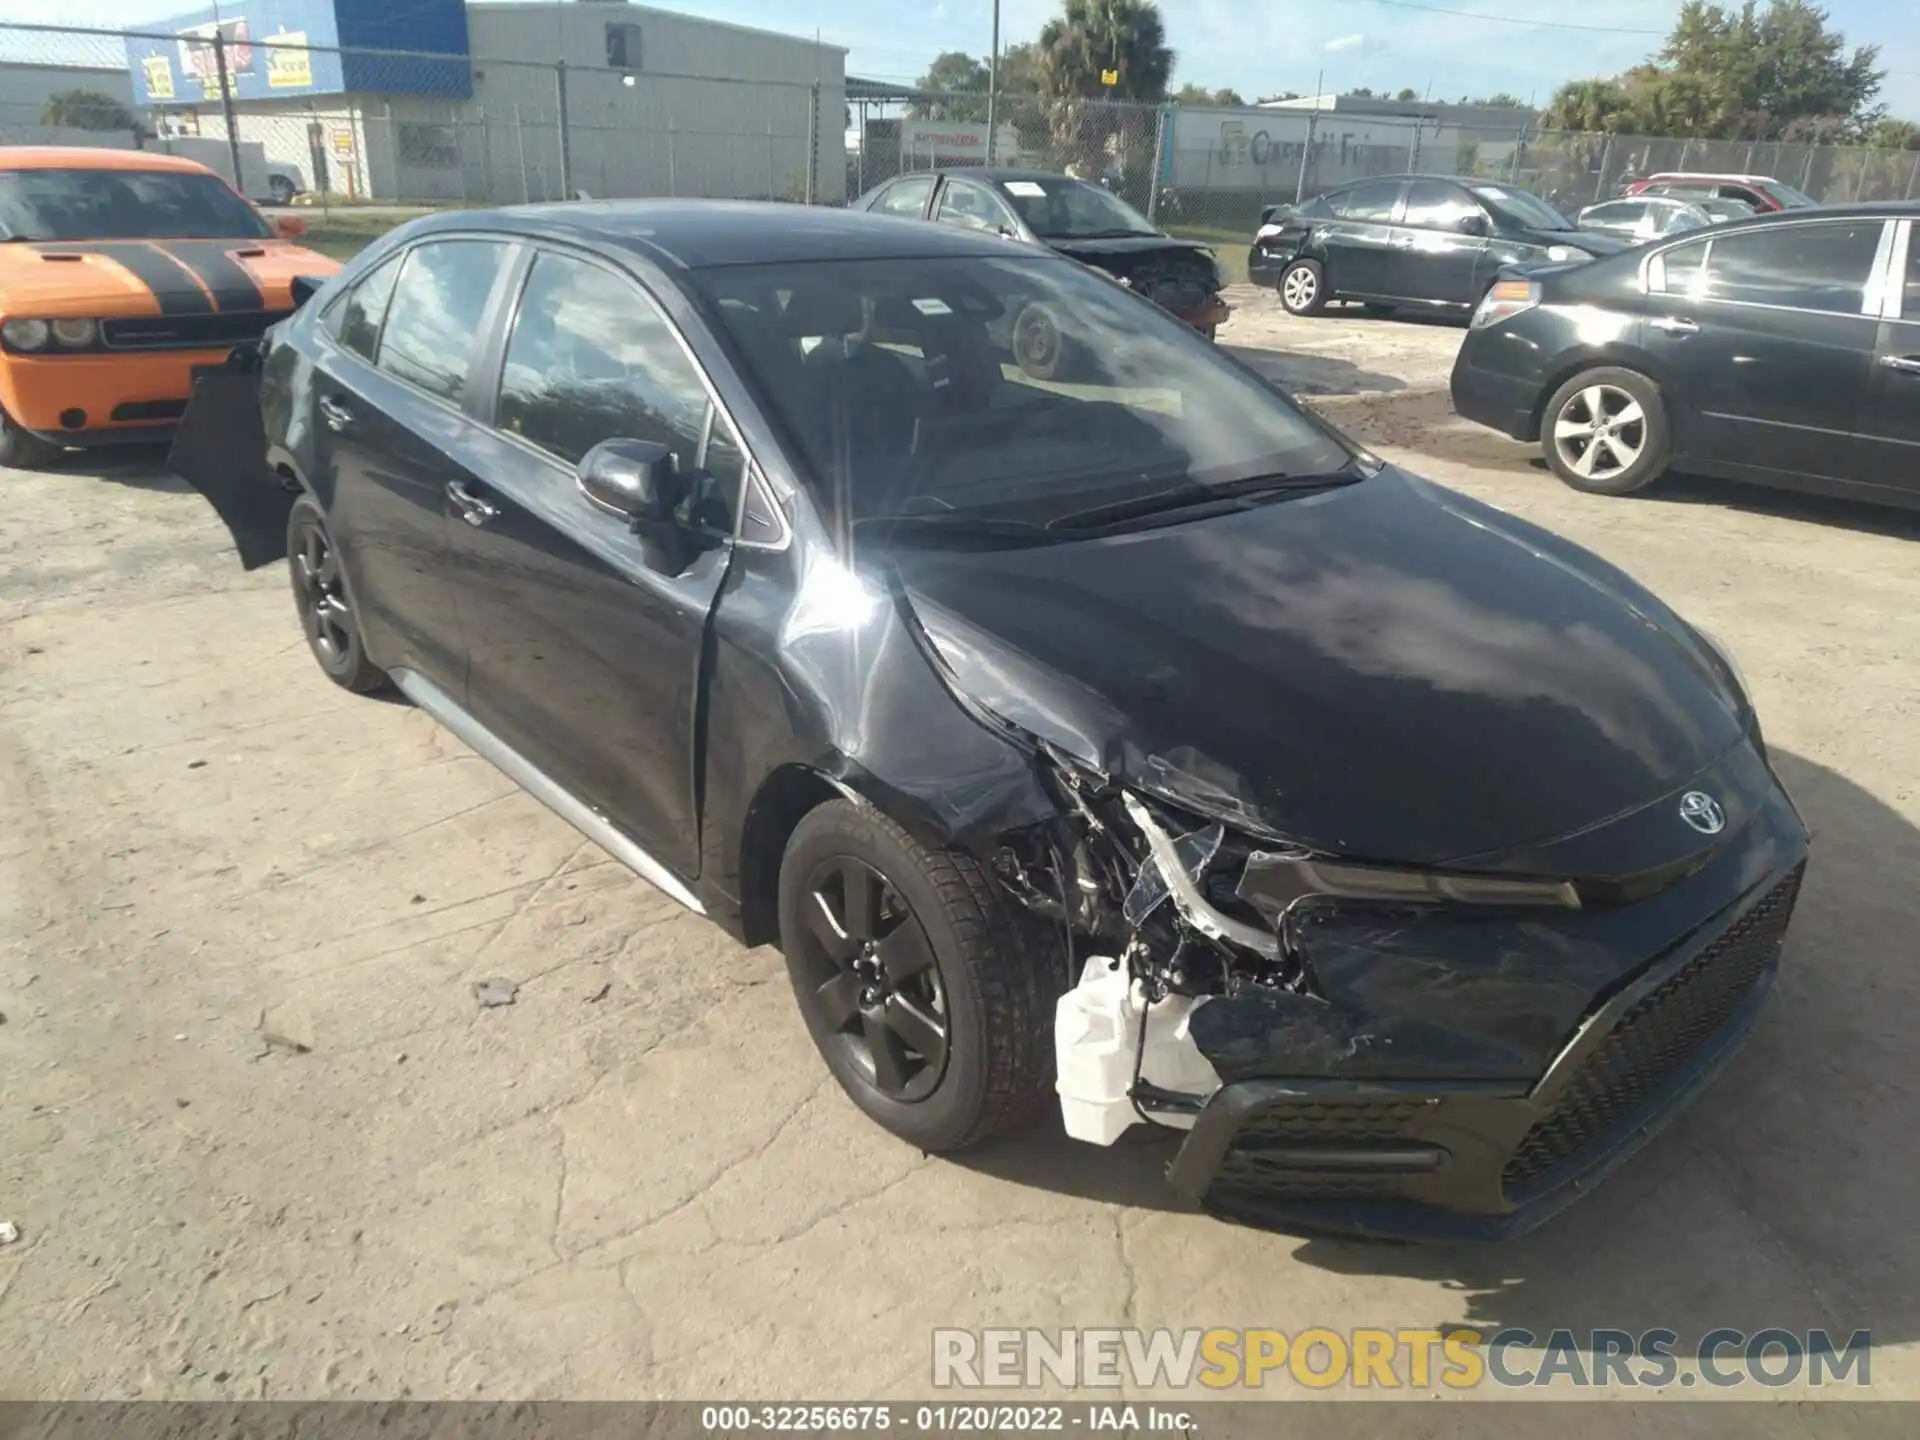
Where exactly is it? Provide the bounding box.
[173,201,1808,1241]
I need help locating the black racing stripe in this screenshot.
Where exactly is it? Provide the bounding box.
[152,241,266,313]
[29,242,213,315]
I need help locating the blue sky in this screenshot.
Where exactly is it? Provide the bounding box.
[4,0,1916,114]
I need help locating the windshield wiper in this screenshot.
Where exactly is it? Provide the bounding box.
[1044,470,1363,530]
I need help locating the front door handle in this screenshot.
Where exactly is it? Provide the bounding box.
[446,479,499,527]
[1878,354,1920,376]
[1650,316,1700,336]
[316,395,353,431]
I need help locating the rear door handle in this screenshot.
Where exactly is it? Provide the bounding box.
[446,479,499,527]
[1878,354,1920,376]
[316,395,353,431]
[1650,316,1700,336]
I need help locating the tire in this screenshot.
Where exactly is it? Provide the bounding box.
[1540,366,1671,496]
[268,175,297,206]
[0,405,59,470]
[778,798,1062,1153]
[1011,302,1079,382]
[287,496,387,693]
[1277,258,1329,317]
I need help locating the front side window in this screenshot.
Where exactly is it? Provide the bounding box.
[935,182,1010,234]
[1401,180,1477,230]
[1698,222,1884,313]
[334,253,400,361]
[496,252,742,528]
[0,167,271,241]
[1335,180,1402,223]
[696,255,1353,538]
[376,239,511,402]
[875,176,934,217]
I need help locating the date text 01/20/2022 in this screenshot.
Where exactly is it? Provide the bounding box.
[699,1405,1191,1432]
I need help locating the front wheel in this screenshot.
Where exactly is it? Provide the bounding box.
[268,175,297,206]
[0,405,59,470]
[1277,259,1329,316]
[1541,367,1671,496]
[778,799,1061,1152]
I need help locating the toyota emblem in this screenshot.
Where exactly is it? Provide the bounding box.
[1679,791,1727,836]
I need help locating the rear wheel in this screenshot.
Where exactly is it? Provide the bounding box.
[268,174,297,206]
[288,496,387,693]
[1541,367,1671,496]
[0,406,59,470]
[1278,259,1329,316]
[778,799,1062,1152]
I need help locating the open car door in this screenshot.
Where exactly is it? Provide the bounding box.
[166,342,296,570]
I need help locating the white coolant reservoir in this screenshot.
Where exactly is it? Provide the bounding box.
[1054,957,1222,1145]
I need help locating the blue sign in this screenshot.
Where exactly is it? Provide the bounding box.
[125,0,470,105]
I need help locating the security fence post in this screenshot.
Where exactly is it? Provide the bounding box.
[1598,133,1615,198]
[213,34,245,198]
[806,81,820,205]
[1509,128,1524,182]
[1295,102,1319,204]
[554,60,574,199]
[513,103,530,203]
[1146,104,1169,223]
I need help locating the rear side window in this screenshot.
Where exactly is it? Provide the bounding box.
[1700,222,1884,314]
[875,176,934,217]
[1592,201,1647,227]
[333,254,400,362]
[495,251,743,528]
[1334,180,1402,222]
[376,240,511,402]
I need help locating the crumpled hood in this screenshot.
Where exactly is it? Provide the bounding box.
[895,467,1747,866]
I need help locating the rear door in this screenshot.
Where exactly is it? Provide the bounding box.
[1851,219,1920,498]
[315,237,518,686]
[441,246,750,874]
[1640,217,1886,480]
[1391,179,1489,306]
[1319,179,1406,298]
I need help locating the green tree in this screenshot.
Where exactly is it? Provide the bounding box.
[915,50,992,122]
[1172,82,1245,106]
[1037,0,1174,102]
[41,88,136,131]
[1867,117,1920,150]
[1395,87,1420,102]
[996,41,1047,95]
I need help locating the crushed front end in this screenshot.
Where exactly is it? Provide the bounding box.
[984,737,1810,1241]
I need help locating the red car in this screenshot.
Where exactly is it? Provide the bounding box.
[1622,172,1818,213]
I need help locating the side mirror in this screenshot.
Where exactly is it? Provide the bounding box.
[273,214,308,239]
[289,274,328,308]
[1457,212,1491,237]
[578,438,681,527]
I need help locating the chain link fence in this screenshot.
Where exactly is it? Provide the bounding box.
[4,21,1917,264]
[0,22,833,220]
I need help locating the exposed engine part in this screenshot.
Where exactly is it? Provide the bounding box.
[1121,820,1224,929]
[1120,794,1283,961]
[1238,851,1581,914]
[1053,955,1222,1145]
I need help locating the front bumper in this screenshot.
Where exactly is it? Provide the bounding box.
[0,350,234,442]
[1168,861,1804,1240]
[1161,294,1232,332]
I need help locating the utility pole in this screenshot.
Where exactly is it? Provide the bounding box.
[1294,68,1323,204]
[985,0,1001,166]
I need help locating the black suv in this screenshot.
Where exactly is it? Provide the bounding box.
[1251,174,1629,319]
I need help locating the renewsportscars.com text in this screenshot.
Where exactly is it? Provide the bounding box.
[932,1327,1872,1390]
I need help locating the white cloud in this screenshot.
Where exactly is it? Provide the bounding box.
[1323,34,1369,54]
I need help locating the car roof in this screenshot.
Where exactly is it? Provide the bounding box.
[406,198,1015,269]
[0,146,216,175]
[1644,172,1781,184]
[938,168,1084,185]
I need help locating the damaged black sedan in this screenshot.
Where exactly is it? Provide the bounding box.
[173,202,1809,1241]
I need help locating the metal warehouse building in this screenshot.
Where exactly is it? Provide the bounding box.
[123,1,848,205]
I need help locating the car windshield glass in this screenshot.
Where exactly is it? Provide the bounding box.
[0,168,270,241]
[1758,180,1818,209]
[698,255,1353,540]
[998,178,1159,240]
[1470,184,1572,231]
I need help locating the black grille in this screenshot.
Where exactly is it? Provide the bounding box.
[1503,868,1803,1192]
[102,311,287,351]
[110,399,188,422]
[1209,1097,1434,1204]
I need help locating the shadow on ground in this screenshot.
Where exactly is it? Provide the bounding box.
[963,748,1920,1357]
[1223,344,1409,399]
[53,442,190,492]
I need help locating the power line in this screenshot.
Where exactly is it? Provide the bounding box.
[1348,0,1667,36]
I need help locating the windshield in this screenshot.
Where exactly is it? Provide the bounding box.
[0,168,271,242]
[699,255,1352,539]
[1470,184,1572,232]
[1759,180,1818,209]
[998,177,1159,240]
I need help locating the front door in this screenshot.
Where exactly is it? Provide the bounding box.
[1640,218,1886,480]
[315,237,517,687]
[438,247,744,875]
[1322,179,1406,298]
[1390,179,1489,307]
[1851,221,1920,499]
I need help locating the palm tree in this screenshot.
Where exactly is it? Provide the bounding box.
[1038,0,1174,103]
[41,89,137,132]
[1545,78,1630,134]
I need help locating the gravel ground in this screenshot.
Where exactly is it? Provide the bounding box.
[3,289,1917,1403]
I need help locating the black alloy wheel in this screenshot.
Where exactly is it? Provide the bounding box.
[793,855,950,1102]
[287,497,387,692]
[0,404,59,470]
